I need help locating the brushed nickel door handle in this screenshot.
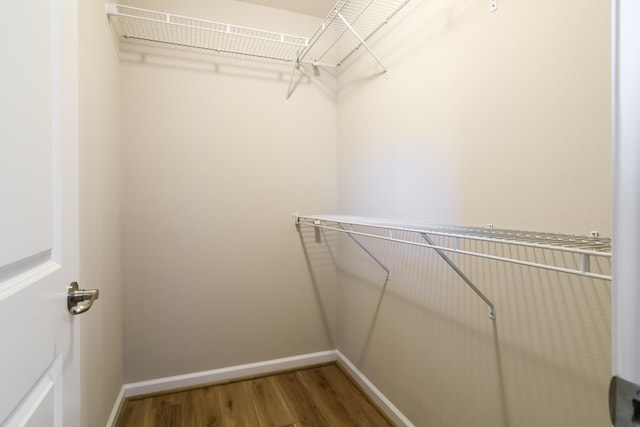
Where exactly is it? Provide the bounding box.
[67,282,100,315]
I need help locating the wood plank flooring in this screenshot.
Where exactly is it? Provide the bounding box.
[116,363,395,427]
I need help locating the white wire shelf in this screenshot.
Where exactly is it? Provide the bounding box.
[106,1,409,101]
[294,214,612,281]
[106,3,308,63]
[294,214,612,320]
[106,0,409,68]
[297,0,411,68]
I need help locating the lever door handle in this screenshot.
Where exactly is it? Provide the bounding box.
[67,282,100,315]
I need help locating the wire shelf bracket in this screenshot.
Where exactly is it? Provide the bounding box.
[339,223,391,280]
[286,0,410,100]
[335,12,388,74]
[296,0,410,69]
[294,214,613,320]
[420,233,495,320]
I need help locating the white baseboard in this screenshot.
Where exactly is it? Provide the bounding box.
[105,385,126,427]
[335,350,414,427]
[107,349,412,427]
[123,350,338,398]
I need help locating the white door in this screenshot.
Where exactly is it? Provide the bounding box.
[0,0,81,426]
[611,1,640,425]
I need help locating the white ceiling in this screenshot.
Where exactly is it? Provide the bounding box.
[235,0,336,18]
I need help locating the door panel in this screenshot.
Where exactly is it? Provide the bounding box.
[0,0,79,425]
[3,354,62,427]
[0,0,53,269]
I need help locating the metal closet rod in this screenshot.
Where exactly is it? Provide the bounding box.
[293,214,612,282]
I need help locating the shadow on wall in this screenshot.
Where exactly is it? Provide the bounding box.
[296,223,611,427]
[335,0,481,101]
[296,225,340,347]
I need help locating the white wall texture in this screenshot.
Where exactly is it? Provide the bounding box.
[336,0,610,234]
[116,0,611,426]
[78,1,124,426]
[326,0,612,426]
[120,0,338,383]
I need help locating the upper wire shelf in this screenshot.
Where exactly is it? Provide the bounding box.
[106,3,308,63]
[106,0,410,68]
[297,0,410,68]
[294,214,612,281]
[106,1,410,101]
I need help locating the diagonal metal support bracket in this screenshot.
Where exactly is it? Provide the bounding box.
[285,60,304,103]
[339,223,391,281]
[421,233,495,320]
[336,12,388,75]
[295,214,391,280]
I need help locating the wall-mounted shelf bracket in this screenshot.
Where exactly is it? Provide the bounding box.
[335,12,388,75]
[295,0,410,72]
[420,233,495,319]
[295,213,391,279]
[338,223,391,281]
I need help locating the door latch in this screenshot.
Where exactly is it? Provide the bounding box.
[67,282,100,315]
[610,376,640,426]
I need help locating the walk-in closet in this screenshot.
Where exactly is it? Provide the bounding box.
[3,0,640,426]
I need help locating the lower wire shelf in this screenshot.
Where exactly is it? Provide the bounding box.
[294,214,612,320]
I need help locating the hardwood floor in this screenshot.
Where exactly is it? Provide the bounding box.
[116,363,395,427]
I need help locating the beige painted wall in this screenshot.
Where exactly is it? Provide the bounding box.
[78,0,124,426]
[115,0,611,425]
[120,0,337,382]
[327,0,611,426]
